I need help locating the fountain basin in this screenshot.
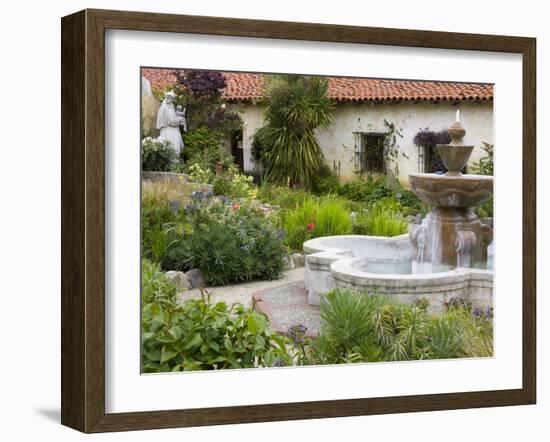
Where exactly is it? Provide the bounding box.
[409,173,493,208]
[304,234,493,314]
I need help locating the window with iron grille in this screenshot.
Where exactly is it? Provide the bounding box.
[357,133,386,174]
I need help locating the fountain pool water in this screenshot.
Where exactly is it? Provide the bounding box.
[304,115,494,313]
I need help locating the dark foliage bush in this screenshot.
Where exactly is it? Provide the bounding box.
[338,175,391,203]
[141,137,177,172]
[413,128,451,149]
[311,163,341,196]
[186,203,286,286]
[145,198,287,286]
[178,70,226,98]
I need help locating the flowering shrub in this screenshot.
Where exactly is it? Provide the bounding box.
[147,196,286,286]
[142,137,177,171]
[213,172,254,198]
[187,163,214,184]
[186,202,286,285]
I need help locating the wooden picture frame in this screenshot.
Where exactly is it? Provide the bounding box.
[61,8,536,433]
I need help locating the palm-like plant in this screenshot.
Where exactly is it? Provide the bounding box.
[253,75,334,189]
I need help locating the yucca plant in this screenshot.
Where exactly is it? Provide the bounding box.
[253,75,334,189]
[310,289,493,365]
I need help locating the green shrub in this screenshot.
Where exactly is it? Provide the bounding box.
[311,163,341,196]
[183,127,223,161]
[141,259,177,306]
[183,127,236,183]
[474,196,494,218]
[188,204,286,285]
[471,142,494,176]
[352,204,408,237]
[149,201,285,286]
[338,175,391,203]
[394,187,428,216]
[282,198,352,251]
[306,289,493,365]
[471,142,494,218]
[141,202,178,263]
[213,172,254,198]
[158,227,193,271]
[256,185,315,209]
[141,292,291,372]
[142,137,177,172]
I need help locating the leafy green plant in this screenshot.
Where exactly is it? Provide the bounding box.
[187,162,214,184]
[142,137,178,172]
[141,259,177,306]
[281,198,352,251]
[187,203,286,285]
[253,75,334,188]
[311,163,341,196]
[183,127,223,161]
[141,291,291,372]
[141,202,178,263]
[338,175,391,204]
[471,142,494,176]
[256,185,315,209]
[183,127,236,183]
[307,289,493,365]
[213,172,254,198]
[352,203,408,237]
[471,142,494,218]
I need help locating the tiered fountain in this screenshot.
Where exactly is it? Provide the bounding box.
[304,112,494,312]
[409,111,493,273]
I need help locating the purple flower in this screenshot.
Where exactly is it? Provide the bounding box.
[288,324,308,346]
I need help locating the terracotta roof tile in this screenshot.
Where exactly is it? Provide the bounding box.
[142,68,493,102]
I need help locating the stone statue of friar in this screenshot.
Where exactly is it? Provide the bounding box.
[156,90,186,155]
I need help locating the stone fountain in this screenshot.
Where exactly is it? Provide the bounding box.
[303,111,494,313]
[409,111,493,273]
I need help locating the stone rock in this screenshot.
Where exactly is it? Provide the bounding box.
[185,268,207,289]
[141,77,160,137]
[283,254,295,270]
[165,271,191,290]
[291,252,305,267]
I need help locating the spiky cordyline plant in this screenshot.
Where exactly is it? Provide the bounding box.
[253,75,334,189]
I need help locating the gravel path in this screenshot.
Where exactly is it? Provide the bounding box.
[177,267,305,308]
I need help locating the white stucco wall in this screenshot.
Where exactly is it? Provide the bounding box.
[240,103,266,172]
[240,100,493,185]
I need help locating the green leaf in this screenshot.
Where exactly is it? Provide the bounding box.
[224,338,232,351]
[182,333,202,350]
[247,316,258,334]
[155,334,176,343]
[143,348,161,362]
[160,348,178,364]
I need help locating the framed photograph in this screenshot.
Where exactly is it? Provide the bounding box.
[61,9,536,433]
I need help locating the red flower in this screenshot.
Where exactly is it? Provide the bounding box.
[307,223,315,232]
[232,203,241,211]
